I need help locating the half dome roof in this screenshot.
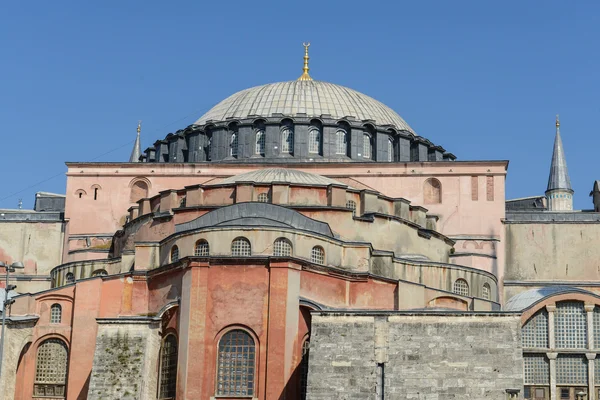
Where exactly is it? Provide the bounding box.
[195,80,415,133]
[218,168,347,187]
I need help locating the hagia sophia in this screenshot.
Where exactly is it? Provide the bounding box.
[1,44,600,400]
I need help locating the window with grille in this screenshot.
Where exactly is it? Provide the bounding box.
[595,357,600,384]
[522,309,549,348]
[65,273,74,284]
[159,335,178,399]
[257,193,269,203]
[387,138,394,162]
[523,354,550,385]
[594,306,600,348]
[194,240,209,256]
[230,133,238,157]
[482,283,491,300]
[216,330,256,396]
[555,301,587,349]
[452,279,469,296]
[556,354,588,385]
[309,129,320,154]
[170,246,179,263]
[424,178,442,204]
[34,339,68,398]
[273,238,292,257]
[92,269,107,277]
[346,200,356,216]
[336,130,347,155]
[363,134,372,159]
[50,304,61,324]
[299,339,310,400]
[311,246,325,265]
[281,128,294,154]
[255,130,265,155]
[232,237,251,256]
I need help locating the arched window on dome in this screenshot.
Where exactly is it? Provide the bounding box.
[309,128,321,154]
[230,133,238,157]
[170,245,179,263]
[273,238,293,257]
[65,272,75,285]
[205,131,213,161]
[336,130,348,155]
[387,137,394,162]
[281,127,294,154]
[424,178,442,204]
[363,133,373,160]
[232,237,251,256]
[311,246,325,265]
[452,279,469,296]
[255,130,266,156]
[195,239,210,256]
[482,283,491,300]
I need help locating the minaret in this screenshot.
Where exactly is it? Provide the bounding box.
[545,115,573,211]
[129,121,142,162]
[297,42,313,81]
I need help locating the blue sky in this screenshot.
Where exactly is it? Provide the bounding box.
[1,1,598,210]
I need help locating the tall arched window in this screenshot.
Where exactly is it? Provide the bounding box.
[346,200,357,216]
[65,273,74,285]
[232,237,251,256]
[170,246,179,263]
[363,134,372,159]
[452,279,469,296]
[216,330,256,396]
[158,334,178,399]
[255,130,265,155]
[281,127,294,154]
[299,338,310,400]
[230,133,238,157]
[34,339,68,398]
[424,178,442,204]
[387,138,394,162]
[311,246,325,265]
[482,283,491,300]
[273,238,292,257]
[50,304,61,324]
[336,130,347,155]
[308,128,320,154]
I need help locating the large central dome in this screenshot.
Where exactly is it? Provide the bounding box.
[195,80,415,134]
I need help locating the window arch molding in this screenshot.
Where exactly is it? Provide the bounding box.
[128,176,151,204]
[424,178,442,204]
[215,326,259,397]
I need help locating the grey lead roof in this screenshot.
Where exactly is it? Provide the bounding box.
[504,286,595,311]
[546,125,572,192]
[129,130,142,162]
[195,80,415,133]
[218,168,347,187]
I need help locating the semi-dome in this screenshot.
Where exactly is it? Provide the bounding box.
[195,80,415,134]
[218,168,347,187]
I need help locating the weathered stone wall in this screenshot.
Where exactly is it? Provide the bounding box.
[87,320,160,400]
[0,320,35,400]
[307,312,523,400]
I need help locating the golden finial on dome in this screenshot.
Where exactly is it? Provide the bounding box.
[555,114,560,128]
[298,42,312,81]
[137,120,142,134]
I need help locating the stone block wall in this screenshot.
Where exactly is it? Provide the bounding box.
[307,312,524,400]
[0,320,35,400]
[87,319,160,400]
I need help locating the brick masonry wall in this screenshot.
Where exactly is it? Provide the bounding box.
[87,320,160,400]
[307,313,524,400]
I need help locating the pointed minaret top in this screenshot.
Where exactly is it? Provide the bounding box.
[297,42,313,81]
[546,115,572,192]
[129,121,142,162]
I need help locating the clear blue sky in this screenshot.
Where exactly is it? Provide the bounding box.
[1,1,598,210]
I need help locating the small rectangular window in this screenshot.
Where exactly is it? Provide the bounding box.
[471,176,478,201]
[486,176,494,201]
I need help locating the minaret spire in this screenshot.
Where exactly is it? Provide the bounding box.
[297,42,313,81]
[129,121,142,162]
[546,114,573,210]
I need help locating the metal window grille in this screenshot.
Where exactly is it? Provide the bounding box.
[336,130,347,155]
[216,330,256,396]
[159,335,178,399]
[273,238,292,257]
[300,339,310,400]
[255,130,265,155]
[281,128,294,154]
[230,133,238,157]
[555,301,587,349]
[482,283,491,300]
[594,306,600,349]
[34,339,68,398]
[170,246,179,263]
[387,139,393,162]
[257,193,269,203]
[522,309,549,348]
[65,273,74,284]
[194,240,209,256]
[232,238,251,256]
[556,354,588,385]
[595,356,600,384]
[311,246,325,265]
[308,129,320,154]
[346,200,356,216]
[363,134,371,159]
[452,279,469,296]
[524,354,550,385]
[50,304,61,324]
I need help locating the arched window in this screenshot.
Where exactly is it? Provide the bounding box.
[346,200,357,216]
[281,127,294,154]
[194,240,209,256]
[158,335,178,399]
[34,339,68,398]
[522,309,549,349]
[308,128,320,154]
[129,180,149,203]
[170,246,179,263]
[311,246,325,265]
[336,130,347,155]
[387,138,394,162]
[363,134,372,159]
[65,273,74,285]
[92,269,108,277]
[232,237,251,256]
[257,193,269,203]
[50,304,61,324]
[299,338,310,400]
[273,238,292,257]
[482,283,491,300]
[452,279,469,296]
[216,330,256,396]
[255,130,266,155]
[230,133,238,157]
[424,178,442,204]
